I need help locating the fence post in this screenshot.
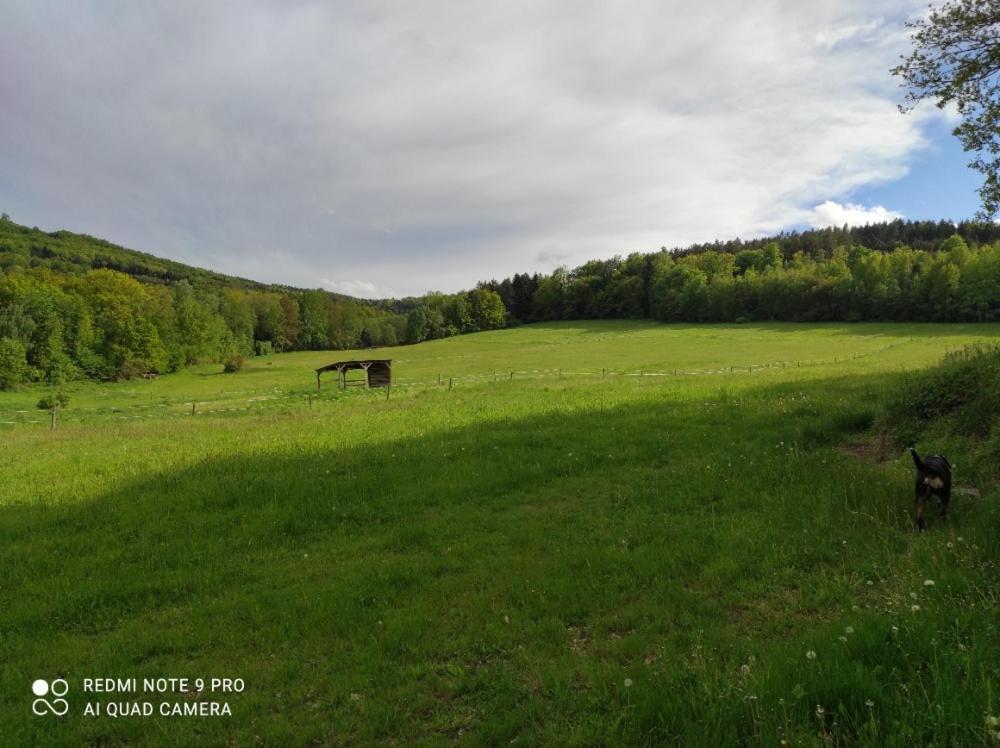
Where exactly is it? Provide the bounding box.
[386,383,391,401]
[449,377,453,391]
[510,371,513,380]
[602,367,606,378]
[191,402,196,416]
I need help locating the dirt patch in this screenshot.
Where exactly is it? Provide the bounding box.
[837,438,892,463]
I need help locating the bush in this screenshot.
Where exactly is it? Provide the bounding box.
[37,392,69,411]
[881,345,1000,442]
[222,353,244,373]
[878,345,999,486]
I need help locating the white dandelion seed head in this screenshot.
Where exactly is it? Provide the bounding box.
[838,636,848,642]
[806,650,817,660]
[910,592,918,599]
[923,579,935,587]
[624,678,633,688]
[845,626,854,634]
[911,604,921,612]
[865,699,875,707]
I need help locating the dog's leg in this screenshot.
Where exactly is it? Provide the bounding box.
[915,495,926,531]
[940,489,950,521]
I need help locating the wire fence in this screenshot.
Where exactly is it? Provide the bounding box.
[0,339,912,428]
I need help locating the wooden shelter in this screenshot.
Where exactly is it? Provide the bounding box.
[316,359,392,389]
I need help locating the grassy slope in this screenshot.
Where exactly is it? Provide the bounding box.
[2,321,999,746]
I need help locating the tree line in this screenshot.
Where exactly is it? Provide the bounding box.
[480,229,1000,325]
[0,265,508,388]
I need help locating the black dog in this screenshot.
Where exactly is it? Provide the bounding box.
[910,447,951,530]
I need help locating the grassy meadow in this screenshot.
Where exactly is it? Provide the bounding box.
[2,321,999,746]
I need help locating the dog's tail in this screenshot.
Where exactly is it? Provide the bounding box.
[909,447,925,471]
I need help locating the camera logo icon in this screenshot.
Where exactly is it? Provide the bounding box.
[32,679,69,716]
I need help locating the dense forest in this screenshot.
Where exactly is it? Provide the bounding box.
[0,215,505,387]
[479,220,1000,326]
[2,213,1000,388]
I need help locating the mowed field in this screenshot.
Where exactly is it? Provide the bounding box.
[2,321,999,746]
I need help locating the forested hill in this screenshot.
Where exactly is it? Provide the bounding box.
[0,214,507,387]
[0,214,319,296]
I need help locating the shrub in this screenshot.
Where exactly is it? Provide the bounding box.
[222,353,244,373]
[881,345,1000,443]
[37,392,70,411]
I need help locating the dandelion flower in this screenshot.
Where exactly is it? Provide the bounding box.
[892,626,899,633]
[910,592,918,600]
[838,636,848,643]
[923,579,935,587]
[815,705,825,718]
[865,699,875,708]
[624,678,633,688]
[806,650,817,660]
[911,604,921,612]
[845,626,854,634]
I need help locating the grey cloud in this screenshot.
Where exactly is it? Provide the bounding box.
[1,0,937,296]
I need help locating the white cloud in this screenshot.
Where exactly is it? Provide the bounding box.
[321,278,397,299]
[0,1,947,296]
[809,200,904,228]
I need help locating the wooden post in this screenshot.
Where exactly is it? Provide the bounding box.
[386,383,391,401]
[316,371,321,391]
[602,367,605,378]
[510,371,513,380]
[50,409,57,429]
[438,373,441,385]
[449,377,453,391]
[191,402,196,416]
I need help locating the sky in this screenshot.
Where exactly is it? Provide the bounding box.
[0,1,984,298]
